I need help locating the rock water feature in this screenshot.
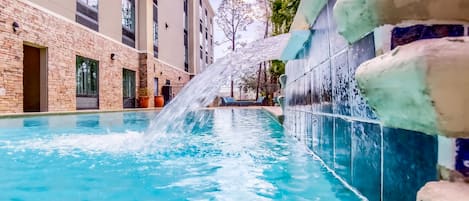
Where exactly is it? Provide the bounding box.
[145,33,292,140]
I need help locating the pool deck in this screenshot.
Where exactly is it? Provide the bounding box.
[0,108,163,119]
[0,106,284,123]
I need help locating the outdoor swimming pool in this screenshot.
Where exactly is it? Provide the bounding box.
[0,109,363,201]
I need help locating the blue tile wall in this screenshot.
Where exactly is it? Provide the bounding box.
[333,118,352,183]
[351,122,381,201]
[382,128,437,201]
[283,1,439,200]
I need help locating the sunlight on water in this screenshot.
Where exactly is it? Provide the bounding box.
[0,34,367,200]
[145,34,291,140]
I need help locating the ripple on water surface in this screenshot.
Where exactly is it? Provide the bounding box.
[0,109,363,201]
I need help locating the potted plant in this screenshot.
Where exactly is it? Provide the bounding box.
[154,90,164,107]
[138,88,150,108]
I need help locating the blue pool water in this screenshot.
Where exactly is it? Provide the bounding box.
[0,109,362,201]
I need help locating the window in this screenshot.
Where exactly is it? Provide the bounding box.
[123,69,136,108]
[153,0,158,58]
[78,0,98,9]
[76,56,98,97]
[200,46,203,59]
[184,30,189,72]
[183,0,188,30]
[206,51,208,63]
[76,56,99,109]
[200,20,203,32]
[205,28,208,39]
[123,69,135,99]
[122,0,135,47]
[76,0,99,31]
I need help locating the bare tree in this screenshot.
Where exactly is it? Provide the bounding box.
[253,0,272,100]
[215,0,254,97]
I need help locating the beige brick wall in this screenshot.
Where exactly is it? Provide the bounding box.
[145,56,191,107]
[0,0,190,113]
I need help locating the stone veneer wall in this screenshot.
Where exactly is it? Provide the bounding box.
[283,1,438,201]
[0,0,190,112]
[144,57,191,108]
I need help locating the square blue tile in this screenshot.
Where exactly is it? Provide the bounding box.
[327,0,348,54]
[332,51,351,116]
[311,114,321,154]
[311,66,321,112]
[348,33,377,120]
[309,7,330,67]
[305,71,312,108]
[319,115,334,168]
[334,117,352,183]
[319,61,332,113]
[305,113,313,149]
[383,127,438,201]
[352,121,381,201]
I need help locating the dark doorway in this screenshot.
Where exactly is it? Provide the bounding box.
[23,45,46,112]
[123,69,136,108]
[162,79,172,105]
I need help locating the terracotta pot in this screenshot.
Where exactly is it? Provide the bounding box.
[139,96,150,108]
[154,95,164,107]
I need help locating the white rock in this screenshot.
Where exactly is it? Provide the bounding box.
[333,0,469,43]
[290,0,327,31]
[356,37,469,137]
[417,181,469,201]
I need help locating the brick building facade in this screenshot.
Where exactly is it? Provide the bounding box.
[0,0,212,113]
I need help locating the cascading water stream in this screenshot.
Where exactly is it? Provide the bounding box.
[145,34,291,141]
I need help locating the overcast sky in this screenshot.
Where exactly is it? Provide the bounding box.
[209,0,265,60]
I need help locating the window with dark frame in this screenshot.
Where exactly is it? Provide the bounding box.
[123,69,136,99]
[184,0,189,72]
[76,56,99,110]
[200,46,203,59]
[200,20,203,32]
[76,0,99,31]
[153,0,159,58]
[122,0,135,47]
[76,56,98,98]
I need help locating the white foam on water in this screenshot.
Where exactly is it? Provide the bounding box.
[0,131,152,155]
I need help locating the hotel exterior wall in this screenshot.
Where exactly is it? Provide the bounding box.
[0,0,191,113]
[283,1,438,201]
[22,0,215,75]
[138,53,190,107]
[27,0,76,21]
[158,0,185,69]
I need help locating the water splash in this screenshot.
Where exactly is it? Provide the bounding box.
[145,34,291,140]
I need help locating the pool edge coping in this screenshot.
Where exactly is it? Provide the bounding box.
[0,108,163,119]
[261,107,284,124]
